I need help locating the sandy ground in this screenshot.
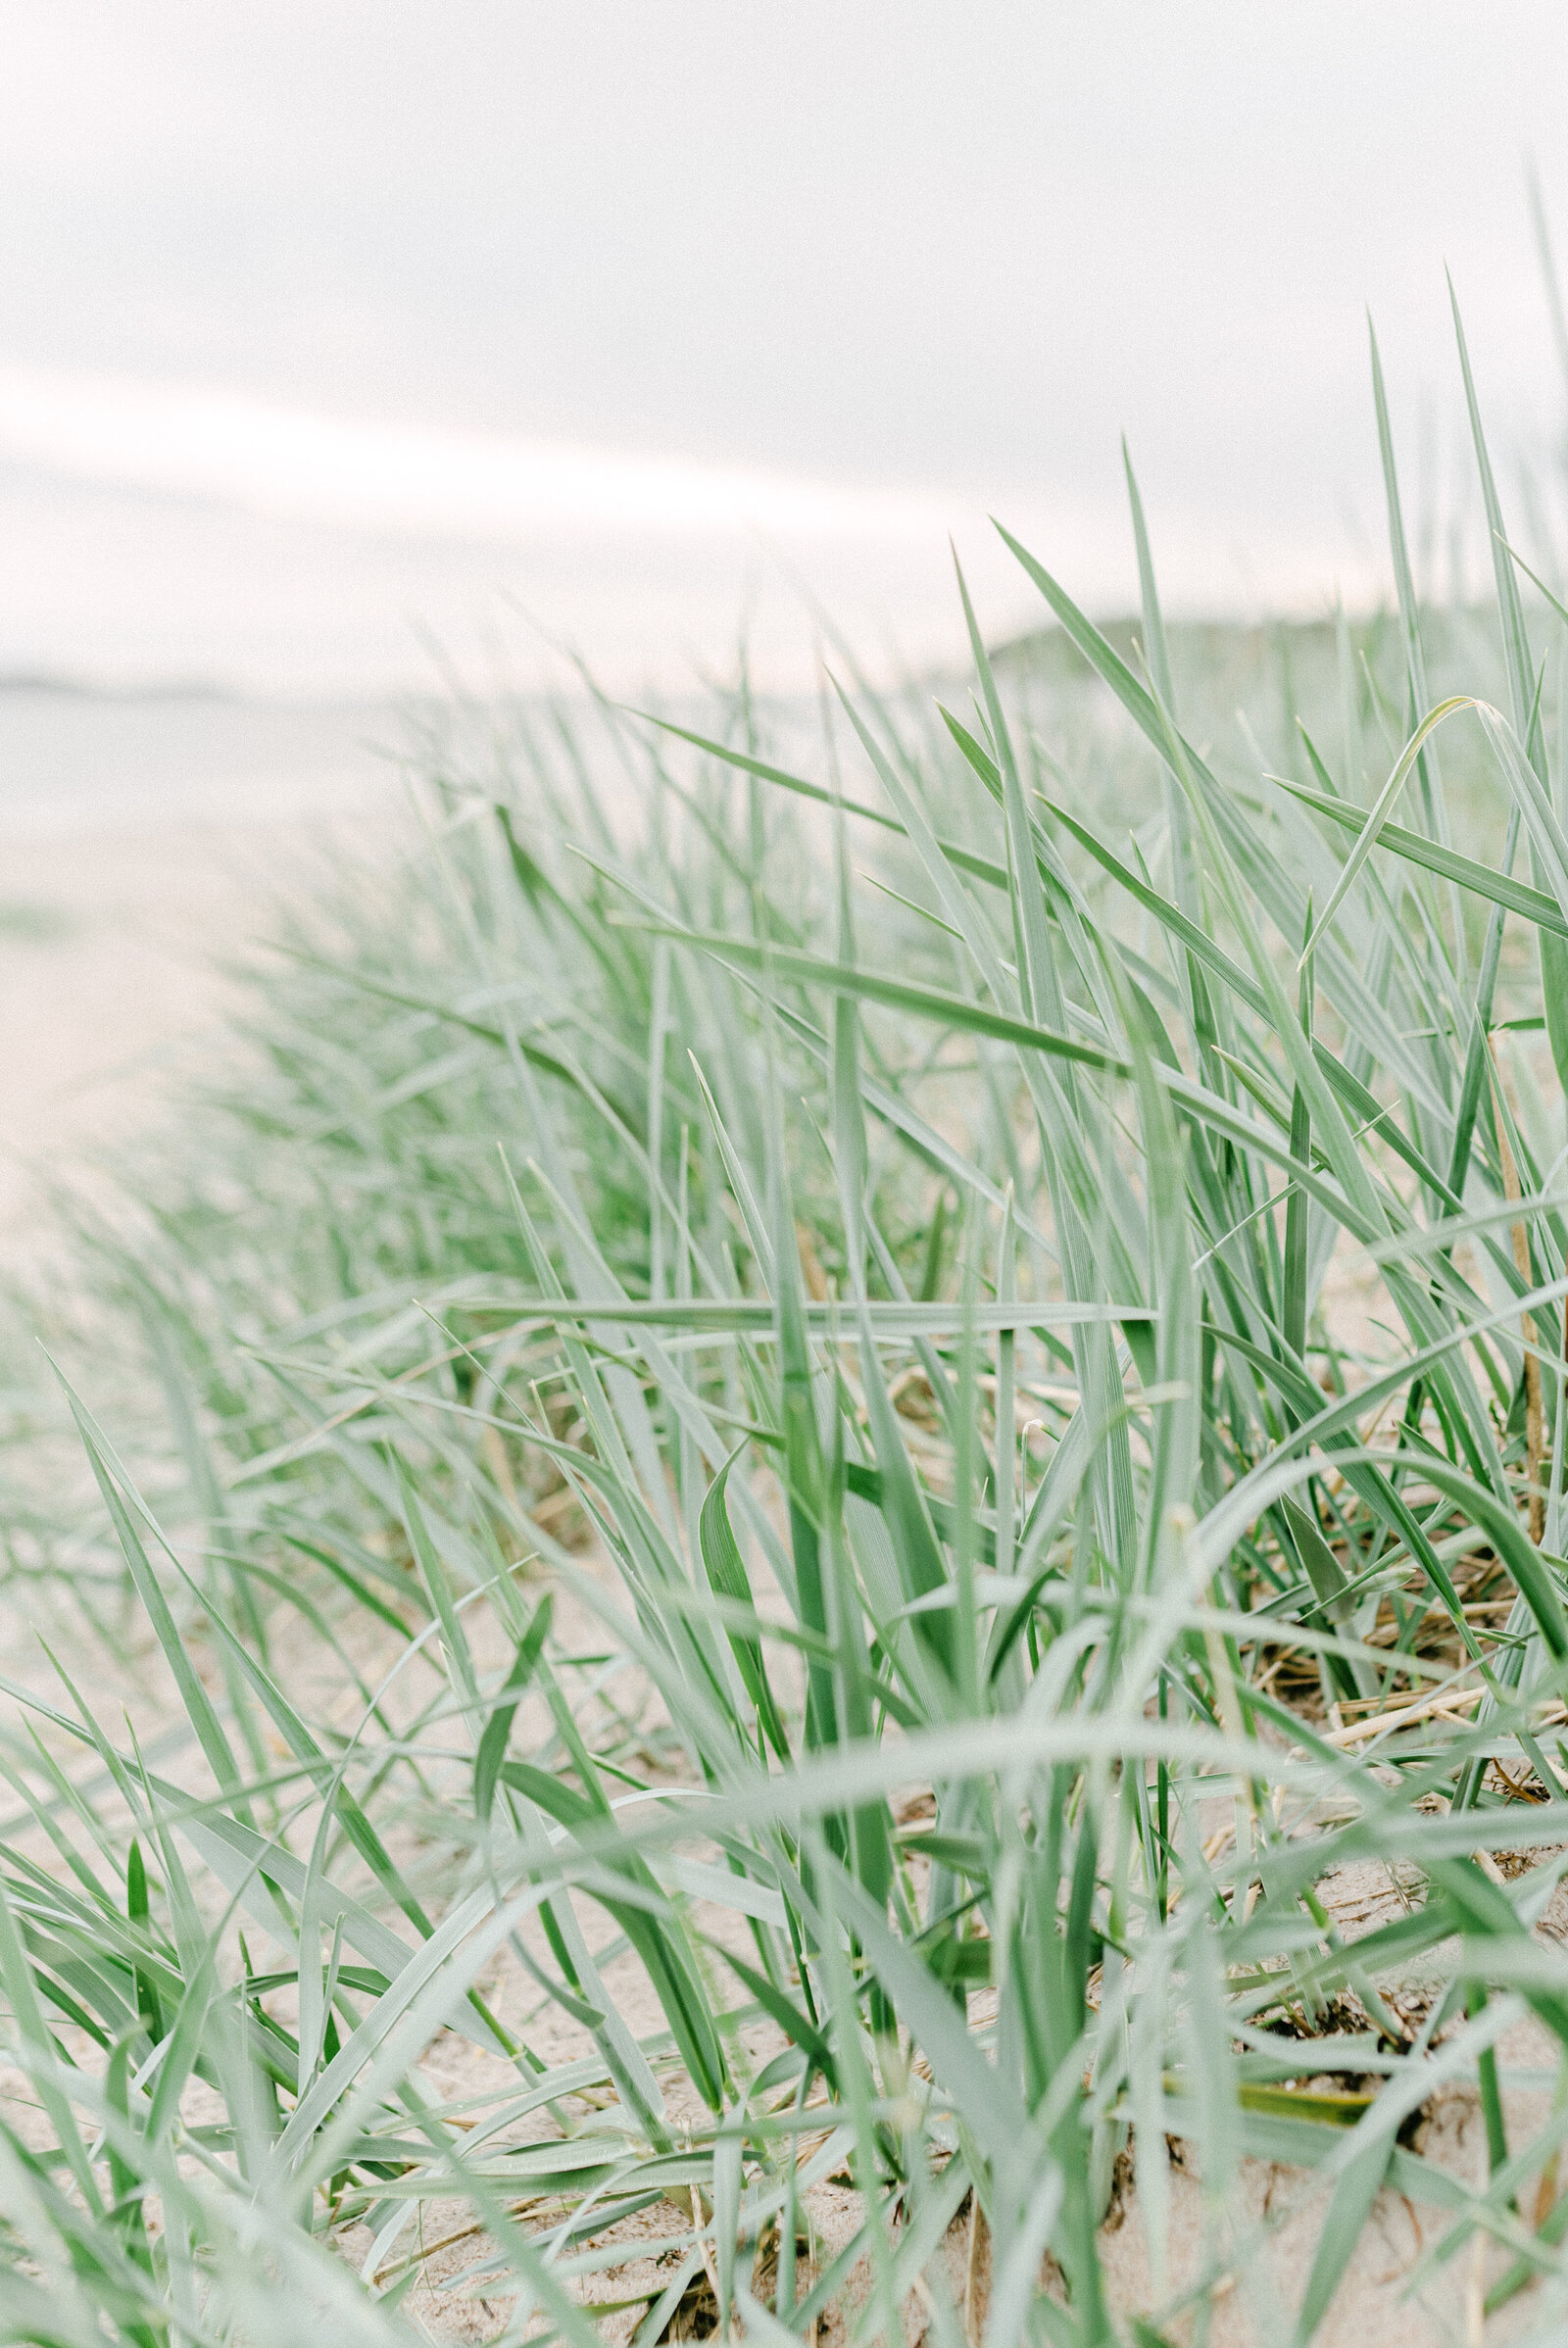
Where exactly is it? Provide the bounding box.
[0,679,404,1254]
[0,815,348,1263]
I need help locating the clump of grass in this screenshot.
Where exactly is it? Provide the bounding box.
[10,290,1568,2347]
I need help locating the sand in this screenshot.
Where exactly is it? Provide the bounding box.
[0,680,405,1253]
[0,814,361,1261]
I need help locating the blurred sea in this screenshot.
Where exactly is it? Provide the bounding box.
[0,686,406,843]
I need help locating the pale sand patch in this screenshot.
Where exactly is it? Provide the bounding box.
[0,813,384,1261]
[1,826,246,1237]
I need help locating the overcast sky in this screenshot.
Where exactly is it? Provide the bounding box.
[5,2,1568,690]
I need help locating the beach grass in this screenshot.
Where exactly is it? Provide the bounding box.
[6,291,1568,2344]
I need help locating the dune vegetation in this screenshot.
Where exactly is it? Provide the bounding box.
[9,290,1568,2345]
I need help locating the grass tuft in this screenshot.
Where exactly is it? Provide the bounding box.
[8,292,1568,2341]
